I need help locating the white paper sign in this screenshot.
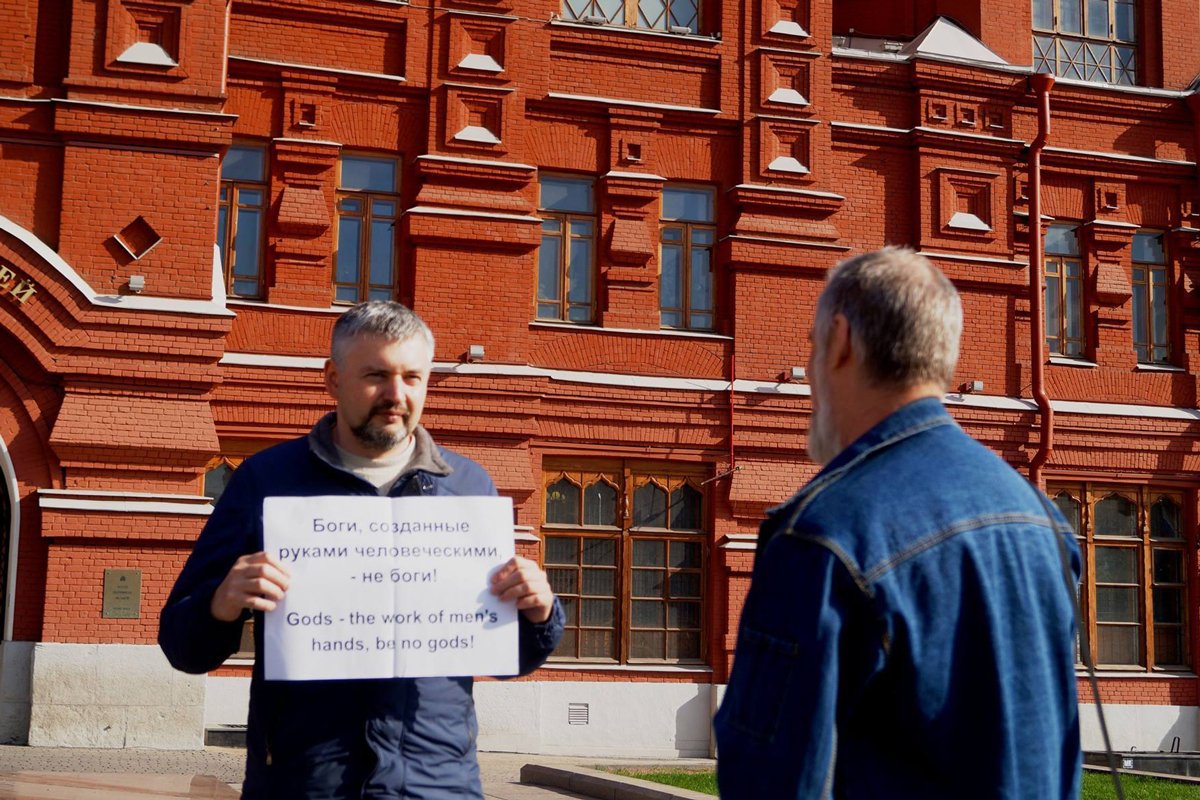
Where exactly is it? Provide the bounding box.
[262,495,517,681]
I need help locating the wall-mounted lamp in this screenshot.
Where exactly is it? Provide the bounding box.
[788,366,806,382]
[466,344,485,363]
[958,379,984,394]
[128,275,146,294]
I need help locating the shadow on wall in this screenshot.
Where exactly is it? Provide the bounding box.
[1079,702,1198,752]
[674,688,714,757]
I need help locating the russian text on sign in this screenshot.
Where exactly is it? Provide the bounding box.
[263,495,517,681]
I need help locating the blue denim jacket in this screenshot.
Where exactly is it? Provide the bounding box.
[714,398,1081,799]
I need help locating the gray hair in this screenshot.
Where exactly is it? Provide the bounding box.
[331,301,435,364]
[816,247,962,390]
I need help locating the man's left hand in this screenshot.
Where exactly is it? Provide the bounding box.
[490,556,555,624]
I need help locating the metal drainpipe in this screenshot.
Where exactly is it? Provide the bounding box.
[727,352,736,473]
[1028,72,1055,490]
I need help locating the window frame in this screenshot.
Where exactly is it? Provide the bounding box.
[1132,229,1170,365]
[659,184,717,332]
[1050,481,1191,672]
[1044,223,1086,358]
[560,0,704,35]
[334,152,401,305]
[541,460,708,666]
[536,174,597,324]
[217,143,269,300]
[1033,0,1138,86]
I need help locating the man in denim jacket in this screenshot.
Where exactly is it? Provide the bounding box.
[715,248,1081,798]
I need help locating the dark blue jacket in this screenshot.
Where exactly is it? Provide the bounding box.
[159,415,564,799]
[714,398,1081,799]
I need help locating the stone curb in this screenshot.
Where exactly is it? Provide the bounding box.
[520,764,714,800]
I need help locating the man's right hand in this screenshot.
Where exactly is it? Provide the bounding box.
[210,551,291,622]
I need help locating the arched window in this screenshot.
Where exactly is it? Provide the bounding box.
[583,479,617,526]
[543,465,707,664]
[1053,483,1191,670]
[204,461,236,504]
[546,477,581,525]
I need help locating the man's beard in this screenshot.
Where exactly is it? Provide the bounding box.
[806,348,840,466]
[350,403,410,453]
[807,392,840,466]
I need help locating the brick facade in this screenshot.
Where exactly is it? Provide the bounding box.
[2,0,1200,749]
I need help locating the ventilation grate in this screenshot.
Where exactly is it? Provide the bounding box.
[567,702,589,725]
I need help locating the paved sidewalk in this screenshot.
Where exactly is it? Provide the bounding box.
[0,746,714,799]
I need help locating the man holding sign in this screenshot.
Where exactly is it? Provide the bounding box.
[160,302,564,799]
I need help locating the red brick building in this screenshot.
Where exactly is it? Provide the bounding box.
[2,0,1200,754]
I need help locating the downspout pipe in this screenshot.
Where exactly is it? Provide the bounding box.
[1028,73,1055,490]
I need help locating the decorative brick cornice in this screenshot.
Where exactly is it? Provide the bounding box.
[728,183,842,247]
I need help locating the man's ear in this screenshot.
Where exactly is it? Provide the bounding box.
[826,313,855,371]
[323,358,338,399]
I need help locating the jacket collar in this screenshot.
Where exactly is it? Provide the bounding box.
[777,396,954,521]
[821,395,952,476]
[307,412,454,478]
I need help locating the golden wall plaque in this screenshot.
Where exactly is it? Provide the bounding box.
[102,568,141,619]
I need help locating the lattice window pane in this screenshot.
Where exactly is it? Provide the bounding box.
[1097,626,1139,664]
[1060,0,1083,34]
[1096,547,1137,582]
[670,484,702,530]
[668,0,698,31]
[1151,497,1181,540]
[633,539,665,567]
[584,481,617,526]
[1095,494,1137,537]
[596,0,624,23]
[546,478,581,524]
[631,630,664,659]
[638,0,667,29]
[670,540,701,569]
[1086,0,1109,37]
[546,536,578,565]
[582,538,616,565]
[634,483,668,528]
[1053,492,1081,533]
[1060,39,1085,80]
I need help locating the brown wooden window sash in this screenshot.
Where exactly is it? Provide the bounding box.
[659,221,716,331]
[1132,230,1170,364]
[536,210,596,323]
[542,464,707,665]
[1044,251,1085,357]
[217,180,267,299]
[1050,481,1190,671]
[333,189,400,305]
